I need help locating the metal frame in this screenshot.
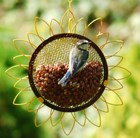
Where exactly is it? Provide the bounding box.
[28,33,108,112]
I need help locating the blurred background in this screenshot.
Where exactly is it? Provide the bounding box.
[0,0,140,138]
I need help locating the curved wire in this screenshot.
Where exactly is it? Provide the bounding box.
[13,86,31,105]
[67,0,76,33]
[108,55,123,70]
[14,76,29,90]
[27,97,44,112]
[107,75,124,91]
[68,0,73,11]
[5,65,28,80]
[72,17,87,34]
[34,104,51,127]
[34,17,53,41]
[94,96,109,113]
[13,39,32,59]
[61,9,77,33]
[60,113,76,136]
[71,110,86,127]
[103,89,123,106]
[109,66,131,80]
[103,40,124,59]
[85,105,101,127]
[50,110,64,127]
[97,32,110,48]
[13,55,30,70]
[27,32,41,49]
[83,17,103,36]
[50,18,64,34]
[13,54,31,60]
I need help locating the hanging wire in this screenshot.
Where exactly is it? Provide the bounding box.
[68,0,75,33]
[68,0,73,12]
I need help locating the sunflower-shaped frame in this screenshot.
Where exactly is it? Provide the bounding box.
[5,0,131,135]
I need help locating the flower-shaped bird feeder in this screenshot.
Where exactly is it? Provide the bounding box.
[6,0,131,135]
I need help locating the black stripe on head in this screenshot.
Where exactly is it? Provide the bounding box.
[76,39,90,46]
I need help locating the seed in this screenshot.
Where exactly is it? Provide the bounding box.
[34,61,103,108]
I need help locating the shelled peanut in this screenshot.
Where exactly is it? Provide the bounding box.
[34,61,103,108]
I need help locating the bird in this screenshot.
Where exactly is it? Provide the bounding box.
[58,39,90,87]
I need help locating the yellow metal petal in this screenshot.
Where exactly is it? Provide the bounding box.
[34,104,51,127]
[50,110,64,127]
[102,40,124,59]
[13,86,34,105]
[109,66,131,80]
[85,105,101,127]
[13,39,34,57]
[13,55,30,70]
[71,110,86,127]
[107,55,123,70]
[107,76,123,91]
[96,32,109,47]
[72,17,87,34]
[5,65,28,80]
[83,17,103,41]
[27,97,44,112]
[94,96,109,113]
[34,17,53,41]
[27,32,43,49]
[14,76,29,90]
[61,9,76,33]
[60,113,75,136]
[50,18,64,34]
[103,89,123,106]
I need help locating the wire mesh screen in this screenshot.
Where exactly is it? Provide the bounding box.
[28,33,108,112]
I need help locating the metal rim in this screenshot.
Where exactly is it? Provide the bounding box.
[28,33,108,112]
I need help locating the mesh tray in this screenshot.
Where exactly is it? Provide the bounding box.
[28,33,108,112]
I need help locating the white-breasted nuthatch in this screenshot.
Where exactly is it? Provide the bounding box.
[58,39,90,87]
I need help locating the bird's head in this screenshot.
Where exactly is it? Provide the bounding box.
[76,39,91,50]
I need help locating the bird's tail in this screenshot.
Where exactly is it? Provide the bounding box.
[58,70,72,87]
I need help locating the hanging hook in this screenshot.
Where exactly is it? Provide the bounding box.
[68,0,73,33]
[68,0,73,3]
[68,0,73,12]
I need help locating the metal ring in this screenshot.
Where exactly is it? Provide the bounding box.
[28,33,108,112]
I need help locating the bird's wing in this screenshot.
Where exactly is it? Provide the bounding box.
[76,50,89,70]
[69,48,89,75]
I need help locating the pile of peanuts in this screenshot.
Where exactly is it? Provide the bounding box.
[34,61,103,108]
